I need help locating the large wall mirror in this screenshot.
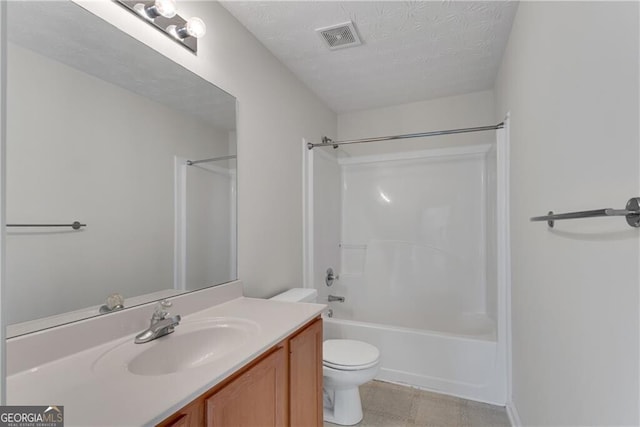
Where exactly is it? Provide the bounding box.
[5,1,237,337]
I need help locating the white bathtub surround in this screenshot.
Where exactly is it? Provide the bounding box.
[304,146,342,295]
[324,317,502,405]
[338,147,492,329]
[305,110,509,405]
[7,282,324,426]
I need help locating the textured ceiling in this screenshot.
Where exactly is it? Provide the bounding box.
[220,1,518,113]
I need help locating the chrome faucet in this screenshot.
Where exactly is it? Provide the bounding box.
[134,299,181,344]
[328,295,345,303]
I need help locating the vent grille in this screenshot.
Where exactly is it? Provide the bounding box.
[316,21,362,50]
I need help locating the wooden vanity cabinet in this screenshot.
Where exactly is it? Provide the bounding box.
[157,317,322,427]
[160,399,204,427]
[289,318,323,426]
[206,346,287,426]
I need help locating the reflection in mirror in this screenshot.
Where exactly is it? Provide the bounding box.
[5,1,237,337]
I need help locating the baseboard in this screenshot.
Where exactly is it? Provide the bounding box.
[376,367,504,406]
[506,401,521,427]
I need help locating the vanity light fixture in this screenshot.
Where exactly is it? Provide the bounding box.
[115,0,206,54]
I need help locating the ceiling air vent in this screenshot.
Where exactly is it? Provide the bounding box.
[316,21,362,50]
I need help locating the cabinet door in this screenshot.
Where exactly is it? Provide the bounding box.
[206,346,287,426]
[157,400,203,427]
[289,318,323,427]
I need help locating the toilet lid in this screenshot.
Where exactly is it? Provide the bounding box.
[323,339,380,370]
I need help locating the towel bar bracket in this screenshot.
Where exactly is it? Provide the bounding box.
[545,211,554,228]
[624,197,640,227]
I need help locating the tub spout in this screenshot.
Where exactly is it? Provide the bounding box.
[328,295,345,303]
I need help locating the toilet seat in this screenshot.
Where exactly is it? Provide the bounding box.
[323,339,380,371]
[323,359,379,371]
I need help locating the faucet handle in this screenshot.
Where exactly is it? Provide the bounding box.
[153,299,172,319]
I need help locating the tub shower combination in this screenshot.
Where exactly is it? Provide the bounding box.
[305,124,508,405]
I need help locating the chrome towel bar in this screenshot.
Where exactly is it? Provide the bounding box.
[186,155,237,166]
[7,221,86,230]
[530,197,640,228]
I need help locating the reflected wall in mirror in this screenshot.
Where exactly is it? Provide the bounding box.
[5,1,237,337]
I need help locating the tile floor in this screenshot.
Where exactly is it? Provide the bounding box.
[324,380,511,427]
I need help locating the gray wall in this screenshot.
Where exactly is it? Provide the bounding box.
[495,2,639,424]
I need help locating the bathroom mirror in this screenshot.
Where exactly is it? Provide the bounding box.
[5,1,237,337]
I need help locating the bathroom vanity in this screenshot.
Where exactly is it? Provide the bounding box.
[159,317,322,426]
[6,282,325,426]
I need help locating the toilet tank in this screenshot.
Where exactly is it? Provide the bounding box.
[269,288,318,303]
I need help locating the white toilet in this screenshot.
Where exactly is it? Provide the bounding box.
[270,288,380,426]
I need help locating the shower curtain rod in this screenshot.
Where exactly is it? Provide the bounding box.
[186,155,237,166]
[307,123,504,150]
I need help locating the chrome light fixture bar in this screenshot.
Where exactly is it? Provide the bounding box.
[114,0,206,54]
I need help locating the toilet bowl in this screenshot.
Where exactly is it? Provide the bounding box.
[323,339,380,425]
[269,288,381,426]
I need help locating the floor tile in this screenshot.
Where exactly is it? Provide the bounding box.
[324,380,510,427]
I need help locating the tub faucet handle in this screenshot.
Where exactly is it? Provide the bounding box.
[326,268,339,286]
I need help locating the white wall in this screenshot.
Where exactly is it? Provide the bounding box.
[494,2,639,425]
[6,43,228,323]
[70,1,337,299]
[337,90,496,156]
[0,0,6,403]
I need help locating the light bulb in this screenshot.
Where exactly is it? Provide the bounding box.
[174,17,207,39]
[142,0,177,19]
[185,17,206,38]
[154,0,177,18]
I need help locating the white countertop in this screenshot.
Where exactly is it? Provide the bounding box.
[7,297,325,426]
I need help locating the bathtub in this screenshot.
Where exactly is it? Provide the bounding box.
[323,315,506,405]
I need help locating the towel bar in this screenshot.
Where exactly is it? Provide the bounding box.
[530,197,640,228]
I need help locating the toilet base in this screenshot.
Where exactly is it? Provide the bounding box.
[323,387,363,426]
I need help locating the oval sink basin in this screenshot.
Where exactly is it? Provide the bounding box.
[93,317,260,376]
